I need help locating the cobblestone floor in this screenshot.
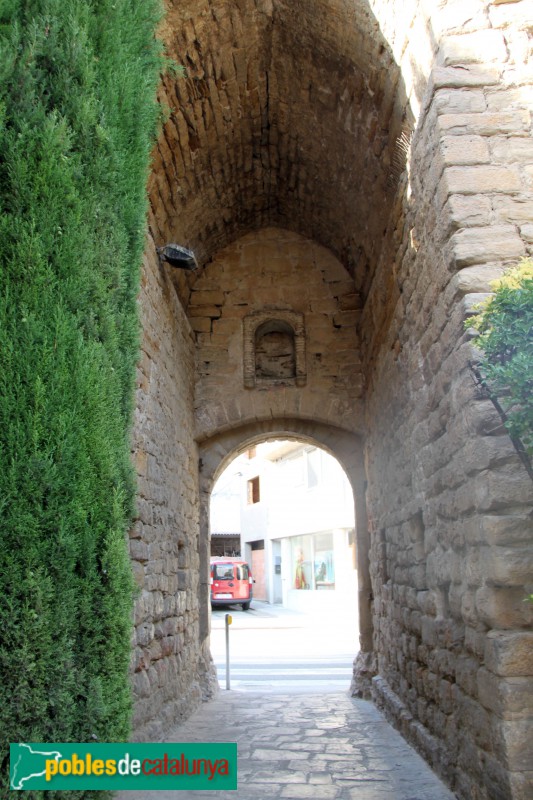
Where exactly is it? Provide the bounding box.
[116,690,456,799]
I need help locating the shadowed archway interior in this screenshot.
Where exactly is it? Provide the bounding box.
[150,0,411,296]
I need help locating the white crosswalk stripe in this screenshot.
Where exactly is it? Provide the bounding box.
[213,657,354,691]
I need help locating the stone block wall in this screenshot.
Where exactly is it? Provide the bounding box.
[130,234,217,741]
[362,2,533,797]
[189,228,364,442]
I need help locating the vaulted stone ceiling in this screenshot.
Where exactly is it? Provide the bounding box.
[149,0,410,297]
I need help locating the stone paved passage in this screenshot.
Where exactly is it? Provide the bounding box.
[117,690,456,800]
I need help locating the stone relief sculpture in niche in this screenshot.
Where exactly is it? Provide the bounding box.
[255,321,295,380]
[243,310,306,389]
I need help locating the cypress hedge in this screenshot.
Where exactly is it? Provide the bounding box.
[0,0,163,795]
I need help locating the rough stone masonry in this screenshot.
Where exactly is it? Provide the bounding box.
[130,2,533,798]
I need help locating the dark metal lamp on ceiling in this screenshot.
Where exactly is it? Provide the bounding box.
[157,244,198,271]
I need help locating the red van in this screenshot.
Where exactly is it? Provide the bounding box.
[210,557,253,610]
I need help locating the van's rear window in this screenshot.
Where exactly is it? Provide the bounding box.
[213,564,234,580]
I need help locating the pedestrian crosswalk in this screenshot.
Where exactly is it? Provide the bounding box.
[213,656,354,692]
[210,601,358,693]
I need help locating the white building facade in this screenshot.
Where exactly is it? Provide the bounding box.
[220,441,357,614]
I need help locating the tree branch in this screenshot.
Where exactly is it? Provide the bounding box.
[469,362,533,484]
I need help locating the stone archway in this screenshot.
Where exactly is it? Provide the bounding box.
[197,418,371,669]
[132,1,533,796]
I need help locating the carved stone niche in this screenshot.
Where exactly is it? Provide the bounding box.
[243,311,306,389]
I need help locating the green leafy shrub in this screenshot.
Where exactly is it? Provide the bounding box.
[466,259,533,455]
[0,0,163,796]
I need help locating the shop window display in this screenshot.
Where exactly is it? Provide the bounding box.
[291,533,335,590]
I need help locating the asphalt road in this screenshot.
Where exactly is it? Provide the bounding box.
[210,600,359,693]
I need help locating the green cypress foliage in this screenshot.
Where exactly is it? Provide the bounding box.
[0,0,163,795]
